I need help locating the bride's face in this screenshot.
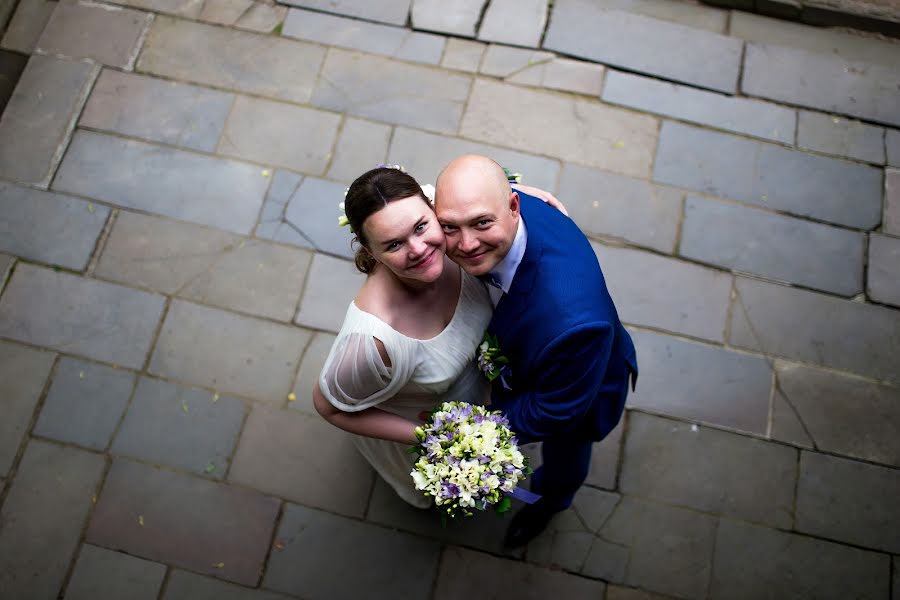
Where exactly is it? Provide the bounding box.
[363,195,447,283]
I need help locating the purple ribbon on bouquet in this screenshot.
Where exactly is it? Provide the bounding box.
[509,487,541,504]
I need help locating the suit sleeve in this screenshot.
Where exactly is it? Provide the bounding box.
[494,321,614,443]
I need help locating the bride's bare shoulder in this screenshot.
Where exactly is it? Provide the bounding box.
[353,273,393,320]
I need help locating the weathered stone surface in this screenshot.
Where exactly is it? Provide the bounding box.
[265,503,439,599]
[0,253,12,290]
[887,131,900,167]
[253,170,315,249]
[54,131,269,235]
[544,0,742,93]
[586,419,623,489]
[0,264,165,369]
[479,44,553,78]
[680,195,865,296]
[436,546,606,599]
[138,16,325,103]
[36,1,151,70]
[582,538,629,583]
[81,69,234,152]
[0,182,109,271]
[886,168,900,235]
[65,545,166,600]
[34,357,135,451]
[164,570,292,600]
[607,586,674,600]
[508,57,605,97]
[654,121,883,229]
[461,80,658,178]
[233,1,286,33]
[0,340,54,476]
[593,242,733,342]
[229,407,373,517]
[0,54,96,186]
[283,177,357,259]
[283,8,444,65]
[711,518,890,600]
[326,118,391,183]
[198,0,251,24]
[149,300,310,404]
[868,233,900,308]
[588,0,728,32]
[87,459,279,586]
[289,332,336,415]
[294,253,365,332]
[388,126,560,193]
[112,377,246,478]
[1,0,56,54]
[770,375,815,449]
[526,505,598,573]
[440,37,485,72]
[559,163,681,253]
[311,48,471,135]
[729,276,900,384]
[628,329,772,434]
[275,0,410,24]
[0,50,26,114]
[101,0,203,17]
[796,450,900,553]
[602,69,795,144]
[412,0,485,36]
[797,111,885,164]
[478,0,548,48]
[0,441,106,599]
[742,43,900,128]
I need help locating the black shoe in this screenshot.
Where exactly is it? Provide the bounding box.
[503,502,556,549]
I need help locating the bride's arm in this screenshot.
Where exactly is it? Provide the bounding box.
[511,183,569,216]
[313,383,419,444]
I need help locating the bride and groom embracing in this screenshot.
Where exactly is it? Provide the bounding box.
[312,154,638,548]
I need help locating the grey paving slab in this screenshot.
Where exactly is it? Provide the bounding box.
[558,163,681,253]
[64,545,166,600]
[111,377,245,478]
[478,44,553,79]
[0,50,26,114]
[0,181,109,271]
[888,131,900,167]
[34,356,135,451]
[507,57,605,97]
[602,69,795,144]
[0,264,165,369]
[283,8,445,65]
[164,570,293,600]
[275,0,410,24]
[543,0,741,93]
[681,195,865,296]
[628,328,772,434]
[326,118,392,183]
[797,111,886,164]
[100,0,203,17]
[582,538,629,583]
[289,331,336,415]
[729,276,900,384]
[600,496,717,599]
[436,546,606,599]
[80,69,234,153]
[411,0,485,36]
[0,440,105,600]
[895,560,899,600]
[440,37,485,72]
[654,121,883,229]
[53,130,269,235]
[253,171,315,248]
[0,54,96,186]
[311,48,471,135]
[622,412,796,527]
[1,0,57,54]
[589,0,728,32]
[478,0,548,48]
[769,377,814,449]
[0,340,54,477]
[586,418,623,489]
[743,43,900,128]
[36,1,151,70]
[137,16,325,103]
[198,0,252,25]
[607,586,675,600]
[775,362,900,466]
[388,126,560,193]
[711,518,890,600]
[87,459,279,586]
[264,503,439,599]
[229,406,373,517]
[233,1,286,33]
[868,233,900,308]
[593,242,733,342]
[283,177,356,259]
[0,253,12,290]
[886,169,900,235]
[526,505,597,573]
[461,79,658,179]
[294,253,365,332]
[796,450,900,553]
[149,300,310,404]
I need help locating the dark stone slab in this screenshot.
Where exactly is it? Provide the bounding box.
[586,418,623,489]
[86,459,280,586]
[64,545,166,600]
[164,570,292,600]
[325,117,391,183]
[654,121,883,229]
[868,233,900,308]
[711,519,890,599]
[795,450,900,554]
[289,331,336,416]
[628,329,772,434]
[0,0,56,54]
[0,440,106,599]
[283,177,356,259]
[680,195,865,296]
[888,131,900,167]
[34,357,135,451]
[797,110,886,164]
[526,503,602,574]
[0,49,26,114]
[607,586,676,600]
[263,503,440,600]
[293,253,365,333]
[275,0,411,25]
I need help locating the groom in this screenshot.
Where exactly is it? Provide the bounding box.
[435,155,638,548]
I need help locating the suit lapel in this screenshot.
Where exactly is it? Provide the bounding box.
[488,208,542,335]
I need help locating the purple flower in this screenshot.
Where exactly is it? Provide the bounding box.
[441,482,460,498]
[477,454,491,464]
[473,414,485,424]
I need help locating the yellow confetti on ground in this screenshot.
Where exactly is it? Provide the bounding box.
[87,203,95,213]
[212,392,219,402]
[274,540,285,551]
[138,515,144,526]
[212,562,225,569]
[613,140,625,149]
[261,169,271,177]
[91,495,97,504]
[182,401,189,414]
[287,392,296,402]
[205,463,216,474]
[79,371,85,379]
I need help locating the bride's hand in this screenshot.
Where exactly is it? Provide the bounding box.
[512,184,569,216]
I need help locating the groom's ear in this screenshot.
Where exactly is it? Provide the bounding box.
[509,191,520,217]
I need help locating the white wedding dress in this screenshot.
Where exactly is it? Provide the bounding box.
[319,268,493,508]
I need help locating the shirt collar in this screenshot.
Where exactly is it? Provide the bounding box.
[489,217,527,294]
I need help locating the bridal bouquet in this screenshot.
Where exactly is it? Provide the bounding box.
[410,401,530,519]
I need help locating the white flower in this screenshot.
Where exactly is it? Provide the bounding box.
[421,184,435,203]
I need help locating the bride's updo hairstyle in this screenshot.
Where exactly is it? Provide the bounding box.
[345,167,433,274]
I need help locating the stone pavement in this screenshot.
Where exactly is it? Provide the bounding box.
[0,0,898,598]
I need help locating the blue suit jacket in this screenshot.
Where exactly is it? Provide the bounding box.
[489,193,638,444]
